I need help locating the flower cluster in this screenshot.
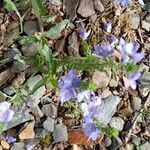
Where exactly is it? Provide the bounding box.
[117,38,144,64]
[58,70,81,103]
[0,102,14,122]
[59,71,102,140]
[77,90,101,141]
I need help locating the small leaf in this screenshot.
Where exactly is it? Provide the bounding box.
[31,0,46,17]
[81,40,92,56]
[44,19,69,39]
[126,63,139,74]
[4,0,21,18]
[4,0,18,12]
[18,35,40,45]
[30,77,48,95]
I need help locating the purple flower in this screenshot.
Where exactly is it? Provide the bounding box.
[128,72,141,89]
[115,0,129,7]
[78,90,101,141]
[109,35,118,46]
[0,102,14,122]
[6,136,16,144]
[58,70,81,103]
[103,22,112,33]
[117,38,144,64]
[93,44,114,57]
[60,88,77,103]
[82,121,100,141]
[79,28,91,40]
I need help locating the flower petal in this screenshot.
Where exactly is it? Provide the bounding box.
[60,88,77,103]
[132,53,144,64]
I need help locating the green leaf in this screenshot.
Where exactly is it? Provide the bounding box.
[15,0,30,9]
[81,40,92,56]
[18,35,40,45]
[81,79,97,91]
[96,121,119,138]
[30,77,48,95]
[44,19,69,39]
[31,0,46,17]
[4,0,18,12]
[0,122,4,135]
[40,44,53,69]
[51,59,57,76]
[126,63,139,74]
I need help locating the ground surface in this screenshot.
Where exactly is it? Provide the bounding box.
[0,0,150,150]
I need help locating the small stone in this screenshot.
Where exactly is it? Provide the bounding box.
[92,70,111,89]
[129,14,140,29]
[140,72,150,88]
[43,117,55,132]
[19,121,35,140]
[94,0,104,12]
[42,102,58,118]
[25,75,46,107]
[109,76,119,87]
[21,43,38,57]
[12,61,29,73]
[3,86,14,96]
[1,140,10,149]
[77,0,95,18]
[11,142,25,150]
[142,21,150,32]
[24,20,40,35]
[68,31,79,56]
[131,97,141,110]
[4,48,20,60]
[53,124,68,143]
[30,106,44,119]
[109,117,124,131]
[97,95,121,125]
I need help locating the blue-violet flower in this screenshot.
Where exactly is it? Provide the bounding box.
[117,38,144,64]
[93,44,114,57]
[0,102,14,122]
[128,72,141,89]
[79,28,91,40]
[58,70,81,103]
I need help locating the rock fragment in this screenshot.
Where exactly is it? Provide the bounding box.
[53,124,68,143]
[77,0,95,18]
[96,95,121,125]
[129,14,140,29]
[11,142,25,150]
[19,122,35,140]
[109,117,124,131]
[24,20,40,35]
[94,0,104,12]
[43,117,55,132]
[92,70,111,89]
